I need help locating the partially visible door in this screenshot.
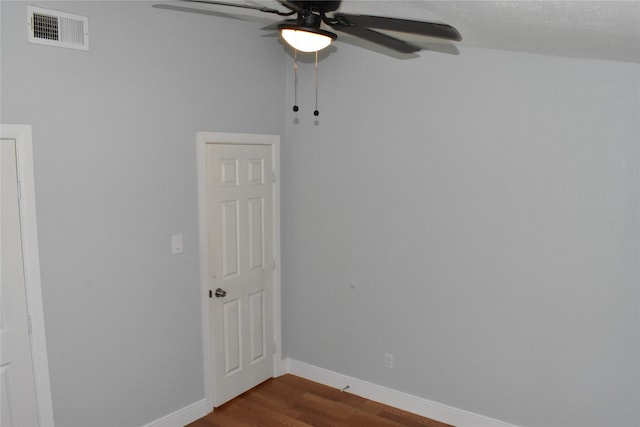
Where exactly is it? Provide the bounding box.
[206,143,274,407]
[1,138,39,427]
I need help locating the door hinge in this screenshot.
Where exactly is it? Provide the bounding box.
[208,289,212,298]
[271,171,276,183]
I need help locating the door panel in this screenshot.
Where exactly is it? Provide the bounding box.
[221,201,239,278]
[248,197,264,271]
[207,144,274,406]
[249,290,265,364]
[223,299,241,376]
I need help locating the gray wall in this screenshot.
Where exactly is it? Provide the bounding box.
[282,46,639,427]
[1,2,285,426]
[3,1,639,427]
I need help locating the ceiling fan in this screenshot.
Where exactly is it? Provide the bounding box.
[156,0,462,54]
[155,0,462,115]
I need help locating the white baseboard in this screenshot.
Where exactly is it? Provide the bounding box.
[274,357,289,377]
[285,358,517,427]
[141,399,208,427]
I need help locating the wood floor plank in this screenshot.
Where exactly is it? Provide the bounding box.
[186,374,453,427]
[232,399,311,427]
[299,392,357,420]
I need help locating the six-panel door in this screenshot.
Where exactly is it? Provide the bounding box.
[206,143,274,407]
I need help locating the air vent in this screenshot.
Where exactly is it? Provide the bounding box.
[27,6,89,51]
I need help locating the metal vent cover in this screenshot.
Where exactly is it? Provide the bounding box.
[27,6,89,50]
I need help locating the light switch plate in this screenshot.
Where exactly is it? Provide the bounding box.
[171,234,183,254]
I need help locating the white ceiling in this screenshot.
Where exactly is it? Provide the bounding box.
[338,1,640,63]
[163,0,640,63]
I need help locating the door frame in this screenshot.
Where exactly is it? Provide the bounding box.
[196,131,282,412]
[0,124,55,426]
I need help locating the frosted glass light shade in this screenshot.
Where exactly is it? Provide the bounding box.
[281,28,334,52]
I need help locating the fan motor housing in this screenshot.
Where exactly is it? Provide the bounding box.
[291,1,342,13]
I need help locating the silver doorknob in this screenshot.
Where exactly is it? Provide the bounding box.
[214,288,227,298]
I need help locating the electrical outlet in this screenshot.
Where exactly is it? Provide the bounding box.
[384,353,394,369]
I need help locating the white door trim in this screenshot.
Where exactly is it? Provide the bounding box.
[196,132,282,412]
[0,124,55,427]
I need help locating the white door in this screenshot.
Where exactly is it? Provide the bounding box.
[206,143,274,407]
[1,138,40,427]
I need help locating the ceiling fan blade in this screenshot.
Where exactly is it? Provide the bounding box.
[178,0,295,16]
[331,23,420,53]
[261,18,295,31]
[334,13,461,41]
[274,0,303,13]
[153,3,248,20]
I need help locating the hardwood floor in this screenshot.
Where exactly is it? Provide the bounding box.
[186,374,452,427]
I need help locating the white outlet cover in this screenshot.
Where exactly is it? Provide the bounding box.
[384,353,394,368]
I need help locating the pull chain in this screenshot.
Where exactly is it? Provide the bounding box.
[314,50,320,116]
[293,49,299,112]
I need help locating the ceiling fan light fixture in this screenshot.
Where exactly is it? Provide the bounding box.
[280,26,336,52]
